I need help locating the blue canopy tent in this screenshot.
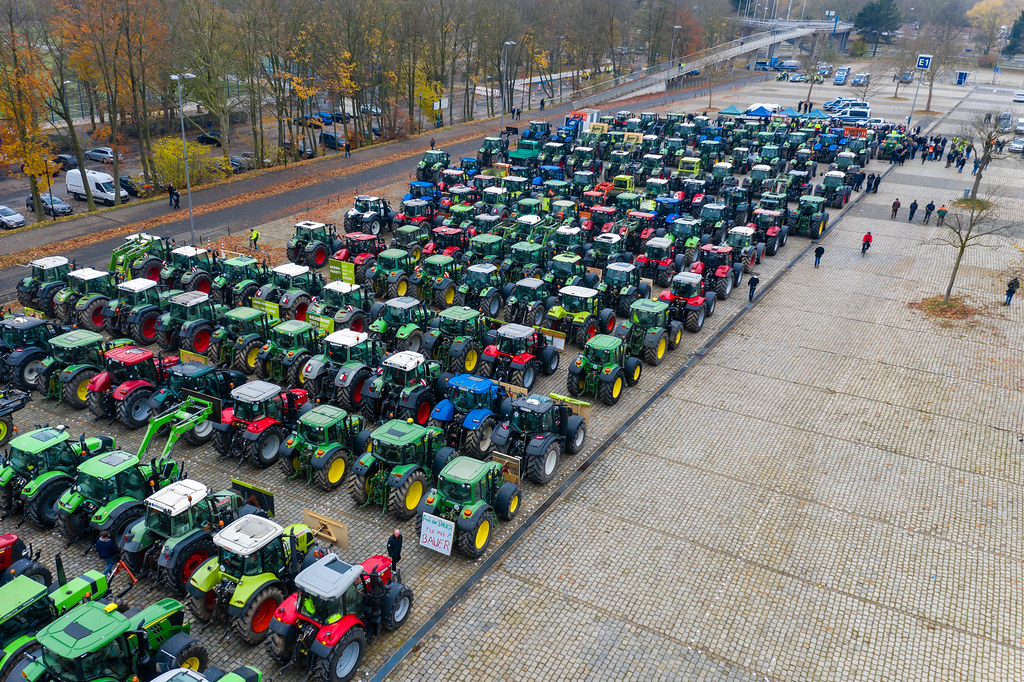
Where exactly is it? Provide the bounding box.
[745,106,773,118]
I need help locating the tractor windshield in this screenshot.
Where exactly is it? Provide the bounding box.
[234,399,268,422]
[299,421,329,444]
[438,477,473,503]
[823,175,842,188]
[76,473,110,501]
[382,364,412,385]
[512,408,549,432]
[383,305,413,325]
[561,293,590,311]
[219,548,260,578]
[512,247,539,264]
[271,329,302,350]
[464,269,491,287]
[497,334,527,355]
[298,590,348,621]
[145,506,192,538]
[354,198,375,213]
[449,387,484,413]
[325,341,353,364]
[632,308,661,327]
[585,346,614,364]
[378,253,404,271]
[422,259,452,279]
[0,598,48,641]
[605,268,630,287]
[41,648,82,682]
[440,316,473,336]
[372,442,409,466]
[673,281,698,299]
[551,259,576,276]
[645,244,670,261]
[513,285,542,304]
[0,325,25,348]
[702,206,724,222]
[107,358,157,385]
[6,444,38,474]
[725,233,749,248]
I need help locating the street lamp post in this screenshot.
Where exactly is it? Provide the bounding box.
[500,41,515,133]
[171,73,197,246]
[670,25,682,66]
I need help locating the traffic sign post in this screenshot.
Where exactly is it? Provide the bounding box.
[916,54,932,70]
[906,54,932,126]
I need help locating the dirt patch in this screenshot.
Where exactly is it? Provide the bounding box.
[952,198,993,210]
[908,295,986,328]
[885,96,909,101]
[914,109,944,116]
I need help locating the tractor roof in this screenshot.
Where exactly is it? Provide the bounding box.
[631,298,668,313]
[627,211,656,220]
[519,198,541,206]
[275,319,312,334]
[644,154,664,161]
[0,315,46,331]
[50,329,103,348]
[170,361,213,378]
[273,263,310,277]
[171,246,206,258]
[404,198,428,208]
[432,227,462,236]
[559,285,597,298]
[751,164,772,171]
[214,514,283,556]
[514,278,543,291]
[145,479,209,515]
[356,194,381,201]
[32,255,69,269]
[225,306,264,322]
[325,329,368,347]
[713,162,732,169]
[383,351,426,371]
[424,254,454,265]
[802,195,825,204]
[295,553,363,600]
[372,418,428,446]
[439,306,479,321]
[674,271,703,286]
[386,296,420,310]
[505,175,528,183]
[170,291,210,307]
[300,404,348,427]
[379,248,408,259]
[511,394,554,413]
[441,456,490,484]
[0,575,48,622]
[118,278,157,294]
[586,333,622,352]
[231,380,282,404]
[594,233,621,244]
[511,241,542,252]
[124,232,162,244]
[104,346,154,364]
[543,142,564,149]
[10,426,68,451]
[468,263,498,276]
[646,237,673,249]
[295,220,326,230]
[223,255,257,267]
[498,323,534,339]
[606,262,635,274]
[516,215,542,226]
[78,450,138,477]
[483,186,506,196]
[729,226,756,237]
[824,170,845,178]
[37,600,132,656]
[556,226,581,236]
[702,203,726,210]
[472,232,502,243]
[447,373,497,394]
[68,267,108,282]
[553,253,580,263]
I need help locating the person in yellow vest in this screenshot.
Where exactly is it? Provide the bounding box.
[250,228,260,250]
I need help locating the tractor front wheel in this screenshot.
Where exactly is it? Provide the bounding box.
[287,352,311,387]
[714,275,732,300]
[235,338,263,374]
[213,429,234,457]
[182,416,215,445]
[116,388,155,429]
[59,509,88,542]
[509,361,537,391]
[347,472,371,506]
[314,626,366,682]
[566,373,585,397]
[314,450,350,490]
[165,637,208,672]
[232,584,286,644]
[243,427,285,468]
[382,585,414,630]
[495,481,520,521]
[87,389,108,419]
[336,368,371,412]
[265,628,296,663]
[526,441,560,484]
[457,515,491,558]
[465,415,497,456]
[188,589,218,623]
[386,469,426,519]
[64,369,96,409]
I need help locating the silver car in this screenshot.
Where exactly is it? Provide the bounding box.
[0,205,26,228]
[1008,137,1024,154]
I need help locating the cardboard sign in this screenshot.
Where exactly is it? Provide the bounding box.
[179,349,209,365]
[22,307,46,319]
[491,452,522,484]
[589,122,608,135]
[251,298,280,320]
[307,312,335,335]
[329,258,356,284]
[623,132,643,146]
[419,513,454,556]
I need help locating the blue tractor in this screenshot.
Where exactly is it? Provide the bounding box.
[429,373,511,457]
[403,180,443,206]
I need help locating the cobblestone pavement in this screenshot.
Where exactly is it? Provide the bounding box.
[381,85,1024,680]
[8,80,1022,681]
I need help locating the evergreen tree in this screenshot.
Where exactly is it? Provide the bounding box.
[1006,10,1024,57]
[854,0,903,56]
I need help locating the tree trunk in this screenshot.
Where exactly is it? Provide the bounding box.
[970,146,990,200]
[925,80,934,113]
[943,245,966,304]
[58,97,96,212]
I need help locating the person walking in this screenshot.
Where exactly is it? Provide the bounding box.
[972,158,980,175]
[937,204,948,226]
[871,174,880,193]
[907,199,918,222]
[891,199,901,219]
[814,244,824,268]
[748,272,760,302]
[387,529,403,571]
[956,156,966,173]
[167,185,176,208]
[1006,277,1021,305]
[96,531,117,576]
[865,172,875,193]
[539,98,545,111]
[344,140,351,158]
[173,190,180,209]
[250,228,260,251]
[924,201,935,224]
[861,231,873,255]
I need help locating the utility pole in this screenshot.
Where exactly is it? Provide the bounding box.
[500,40,515,133]
[171,73,197,245]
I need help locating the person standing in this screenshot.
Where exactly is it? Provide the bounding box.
[871,174,880,193]
[1006,277,1021,305]
[813,244,824,268]
[96,531,117,576]
[924,201,935,224]
[539,98,545,111]
[748,272,760,302]
[937,204,948,226]
[891,198,901,219]
[907,199,918,221]
[167,185,176,208]
[344,140,351,158]
[430,138,435,150]
[387,529,403,571]
[865,172,875,193]
[173,190,180,209]
[250,228,260,251]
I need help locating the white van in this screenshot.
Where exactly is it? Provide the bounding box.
[66,169,128,206]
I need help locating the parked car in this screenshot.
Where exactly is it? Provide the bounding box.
[1015,118,1024,135]
[789,72,809,83]
[898,71,914,83]
[83,147,123,163]
[52,154,78,171]
[1008,137,1024,154]
[119,175,150,197]
[1013,92,1024,103]
[864,117,891,129]
[0,205,27,228]
[197,131,222,146]
[25,192,73,216]
[851,73,871,86]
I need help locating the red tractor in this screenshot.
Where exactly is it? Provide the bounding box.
[658,271,718,332]
[0,533,51,585]
[481,323,560,390]
[422,225,470,261]
[212,379,311,468]
[87,345,179,428]
[332,233,387,284]
[266,552,413,682]
[689,244,742,301]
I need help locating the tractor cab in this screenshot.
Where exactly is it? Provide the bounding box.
[725,226,756,250]
[678,157,702,178]
[141,479,225,540]
[166,291,216,325]
[515,197,543,217]
[643,237,675,263]
[212,514,289,578]
[230,380,295,423]
[558,285,600,315]
[114,278,161,308]
[472,174,498,192]
[479,186,510,217]
[380,351,437,393]
[502,175,530,200]
[603,262,639,289]
[167,245,214,271]
[219,255,267,283]
[102,346,165,386]
[644,178,670,199]
[551,226,584,254]
[267,319,319,353]
[587,206,617,233]
[572,171,596,196]
[473,213,504,235]
[65,267,115,299]
[270,263,314,290]
[511,214,544,242]
[323,329,382,365]
[319,281,371,314]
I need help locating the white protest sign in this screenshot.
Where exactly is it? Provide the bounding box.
[419,513,454,556]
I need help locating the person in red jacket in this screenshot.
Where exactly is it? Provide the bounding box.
[862,232,873,255]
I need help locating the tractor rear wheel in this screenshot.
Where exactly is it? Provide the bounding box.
[398,392,433,426]
[205,339,223,366]
[643,335,667,366]
[188,589,218,623]
[116,388,154,429]
[235,338,263,374]
[464,416,497,456]
[457,515,491,558]
[0,416,11,448]
[181,325,213,354]
[526,441,560,484]
[355,259,374,284]
[131,256,163,281]
[452,342,480,374]
[265,628,296,663]
[129,310,160,345]
[27,479,64,528]
[64,369,95,409]
[684,306,705,332]
[386,469,426,519]
[79,298,106,332]
[171,537,215,593]
[285,294,311,321]
[233,584,286,644]
[307,244,329,268]
[482,293,500,317]
[185,272,213,294]
[17,357,46,392]
[597,374,624,406]
[314,450,350,490]
[347,472,371,506]
[243,427,285,468]
[313,626,366,682]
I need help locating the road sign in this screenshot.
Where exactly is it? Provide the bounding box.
[917,54,932,70]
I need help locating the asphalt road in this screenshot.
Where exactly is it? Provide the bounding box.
[0,74,775,299]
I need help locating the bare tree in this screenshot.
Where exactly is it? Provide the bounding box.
[887,46,917,98]
[959,112,1011,200]
[932,190,1011,304]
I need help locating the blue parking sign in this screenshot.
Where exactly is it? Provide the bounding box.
[917,54,932,70]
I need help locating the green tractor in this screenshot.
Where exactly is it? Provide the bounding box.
[159,246,220,293]
[186,515,324,644]
[542,253,598,292]
[410,255,461,307]
[0,425,115,526]
[366,248,417,299]
[360,351,444,425]
[154,291,230,353]
[34,329,132,409]
[0,316,71,391]
[299,330,386,410]
[415,457,520,558]
[490,394,587,484]
[477,135,508,166]
[16,598,210,682]
[54,397,215,541]
[461,232,507,267]
[253,319,323,386]
[306,281,374,333]
[207,306,279,374]
[366,296,432,353]
[416,149,450,183]
[612,299,683,367]
[349,418,455,519]
[108,232,171,282]
[121,477,276,593]
[502,277,557,326]
[254,263,326,321]
[51,267,116,332]
[499,241,547,282]
[788,194,829,237]
[279,404,372,489]
[16,256,72,316]
[286,220,343,268]
[566,334,642,406]
[543,285,616,347]
[210,255,271,306]
[596,262,652,317]
[454,263,504,316]
[423,306,494,374]
[101,279,182,346]
[0,563,110,681]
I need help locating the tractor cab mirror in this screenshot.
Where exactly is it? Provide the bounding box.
[160,461,175,480]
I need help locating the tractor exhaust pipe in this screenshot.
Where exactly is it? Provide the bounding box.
[55,553,67,586]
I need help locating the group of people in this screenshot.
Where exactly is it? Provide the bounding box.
[891,199,947,225]
[796,101,815,113]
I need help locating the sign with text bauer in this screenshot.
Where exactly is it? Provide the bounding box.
[419,513,454,555]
